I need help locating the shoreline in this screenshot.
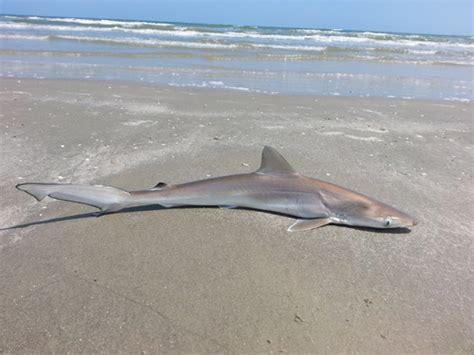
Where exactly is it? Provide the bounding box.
[2,75,472,102]
[1,77,472,352]
[2,62,472,101]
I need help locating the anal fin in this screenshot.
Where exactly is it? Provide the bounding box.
[287,218,331,232]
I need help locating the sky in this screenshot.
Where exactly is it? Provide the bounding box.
[1,0,473,35]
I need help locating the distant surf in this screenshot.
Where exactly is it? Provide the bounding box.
[1,14,472,100]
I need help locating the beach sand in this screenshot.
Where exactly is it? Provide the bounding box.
[1,78,472,352]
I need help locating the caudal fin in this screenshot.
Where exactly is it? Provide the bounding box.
[16,183,54,201]
[16,183,131,213]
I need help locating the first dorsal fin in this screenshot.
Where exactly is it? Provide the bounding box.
[256,146,298,175]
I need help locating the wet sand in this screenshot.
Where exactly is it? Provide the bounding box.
[1,78,473,352]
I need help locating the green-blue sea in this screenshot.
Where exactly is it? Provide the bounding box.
[1,14,472,100]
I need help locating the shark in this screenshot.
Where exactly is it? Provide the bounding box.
[16,146,417,232]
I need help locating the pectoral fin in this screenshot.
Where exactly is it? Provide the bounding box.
[287,218,331,232]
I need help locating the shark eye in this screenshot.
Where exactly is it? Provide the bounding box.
[384,218,392,227]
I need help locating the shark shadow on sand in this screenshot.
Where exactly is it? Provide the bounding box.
[1,205,411,234]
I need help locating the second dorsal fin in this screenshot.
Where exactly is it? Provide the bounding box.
[256,146,298,175]
[152,182,169,190]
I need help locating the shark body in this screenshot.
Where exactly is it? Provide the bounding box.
[17,146,417,232]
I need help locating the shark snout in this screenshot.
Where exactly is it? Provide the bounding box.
[398,215,418,228]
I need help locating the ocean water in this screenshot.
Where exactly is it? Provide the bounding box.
[1,14,473,100]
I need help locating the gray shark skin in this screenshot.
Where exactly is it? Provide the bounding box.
[16,146,417,232]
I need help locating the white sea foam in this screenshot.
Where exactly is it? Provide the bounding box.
[169,81,261,93]
[1,32,328,52]
[408,49,438,55]
[1,20,473,52]
[298,29,344,35]
[444,97,470,102]
[361,31,391,37]
[0,22,327,42]
[48,34,241,50]
[0,33,50,41]
[6,15,174,28]
[0,22,109,32]
[251,43,326,51]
